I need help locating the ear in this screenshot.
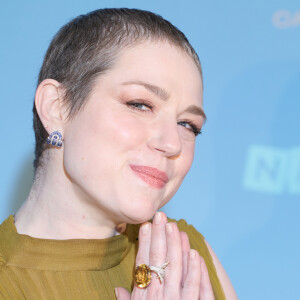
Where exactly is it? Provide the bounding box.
[34,79,66,135]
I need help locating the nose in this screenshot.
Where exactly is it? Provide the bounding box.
[147,117,182,158]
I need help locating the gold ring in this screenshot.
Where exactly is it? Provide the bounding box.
[135,262,169,288]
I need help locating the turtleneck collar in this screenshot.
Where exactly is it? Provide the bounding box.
[0,215,133,271]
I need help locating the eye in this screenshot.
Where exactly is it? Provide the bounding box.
[126,100,153,112]
[178,120,202,136]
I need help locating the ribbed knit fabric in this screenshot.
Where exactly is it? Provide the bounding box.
[0,215,225,299]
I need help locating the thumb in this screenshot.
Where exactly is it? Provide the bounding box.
[115,287,131,300]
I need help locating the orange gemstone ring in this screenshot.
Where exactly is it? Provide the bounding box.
[135,262,169,288]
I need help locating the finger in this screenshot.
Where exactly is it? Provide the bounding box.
[199,256,215,300]
[149,212,168,266]
[180,231,190,285]
[115,287,130,300]
[131,222,151,298]
[181,249,201,300]
[135,222,152,267]
[163,222,183,297]
[148,212,168,292]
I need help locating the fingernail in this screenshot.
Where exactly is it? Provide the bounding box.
[114,288,118,298]
[142,223,149,234]
[166,223,173,235]
[190,249,196,260]
[154,212,162,225]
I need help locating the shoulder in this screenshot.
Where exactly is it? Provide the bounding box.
[0,216,13,268]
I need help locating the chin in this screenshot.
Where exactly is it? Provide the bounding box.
[120,200,158,224]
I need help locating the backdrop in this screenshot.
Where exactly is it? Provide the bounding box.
[0,1,299,299]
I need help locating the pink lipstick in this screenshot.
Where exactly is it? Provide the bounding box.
[129,164,168,189]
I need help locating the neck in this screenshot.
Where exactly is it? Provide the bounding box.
[14,155,125,240]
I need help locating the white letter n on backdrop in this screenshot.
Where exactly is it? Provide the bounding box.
[243,145,288,194]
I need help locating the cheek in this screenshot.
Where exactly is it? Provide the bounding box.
[62,125,95,182]
[159,145,195,209]
[104,111,149,155]
[167,143,194,196]
[180,142,195,174]
[111,115,146,148]
[63,109,148,179]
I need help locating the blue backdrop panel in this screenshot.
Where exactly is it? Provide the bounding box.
[1,1,299,299]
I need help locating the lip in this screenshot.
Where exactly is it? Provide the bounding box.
[129,164,169,189]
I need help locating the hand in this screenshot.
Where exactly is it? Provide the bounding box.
[115,212,215,300]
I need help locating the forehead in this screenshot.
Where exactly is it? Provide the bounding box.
[102,41,203,105]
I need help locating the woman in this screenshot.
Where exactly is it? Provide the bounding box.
[0,8,237,299]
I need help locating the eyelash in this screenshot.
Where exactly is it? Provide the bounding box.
[178,120,202,136]
[126,100,153,111]
[125,100,202,137]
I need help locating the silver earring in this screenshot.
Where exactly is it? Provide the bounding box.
[46,131,63,148]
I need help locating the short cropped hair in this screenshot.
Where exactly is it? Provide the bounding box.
[33,8,202,172]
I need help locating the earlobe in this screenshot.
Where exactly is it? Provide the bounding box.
[35,79,64,134]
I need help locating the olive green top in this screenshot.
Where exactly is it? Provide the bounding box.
[0,215,225,299]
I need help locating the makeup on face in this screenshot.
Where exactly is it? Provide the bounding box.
[129,164,169,189]
[62,41,203,224]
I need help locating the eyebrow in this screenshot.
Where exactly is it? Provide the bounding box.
[183,105,207,122]
[122,80,170,101]
[121,80,207,121]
